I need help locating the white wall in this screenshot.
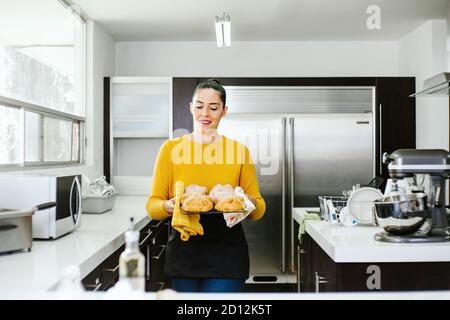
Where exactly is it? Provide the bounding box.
[84,21,116,179]
[115,41,399,77]
[1,21,116,180]
[399,20,448,150]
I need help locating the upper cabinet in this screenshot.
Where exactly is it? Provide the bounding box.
[103,77,172,194]
[111,77,172,138]
[375,77,416,178]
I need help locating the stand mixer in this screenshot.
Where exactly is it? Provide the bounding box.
[374,149,450,243]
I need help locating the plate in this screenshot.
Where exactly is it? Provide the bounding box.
[347,187,383,223]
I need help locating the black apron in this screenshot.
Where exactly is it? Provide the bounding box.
[164,214,249,279]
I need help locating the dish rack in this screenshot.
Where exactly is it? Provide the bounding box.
[318,195,378,224]
[318,196,348,221]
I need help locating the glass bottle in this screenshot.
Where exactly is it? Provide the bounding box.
[119,217,145,291]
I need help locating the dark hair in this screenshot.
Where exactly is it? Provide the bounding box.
[192,78,226,106]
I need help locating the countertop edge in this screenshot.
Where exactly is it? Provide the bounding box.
[292,207,450,263]
[48,214,151,291]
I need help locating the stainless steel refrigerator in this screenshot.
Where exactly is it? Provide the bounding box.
[218,86,375,284]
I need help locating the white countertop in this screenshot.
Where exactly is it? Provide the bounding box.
[292,207,450,263]
[0,196,150,296]
[6,289,450,300]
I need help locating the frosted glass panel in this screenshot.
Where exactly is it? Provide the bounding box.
[25,111,41,162]
[43,117,72,161]
[112,82,170,137]
[0,105,21,164]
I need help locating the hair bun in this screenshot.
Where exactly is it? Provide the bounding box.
[208,78,222,85]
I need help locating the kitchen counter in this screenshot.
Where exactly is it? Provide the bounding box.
[292,207,450,263]
[5,289,450,300]
[0,196,150,296]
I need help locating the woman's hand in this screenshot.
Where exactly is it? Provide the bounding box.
[163,198,176,215]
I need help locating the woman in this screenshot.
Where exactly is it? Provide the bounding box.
[146,79,266,293]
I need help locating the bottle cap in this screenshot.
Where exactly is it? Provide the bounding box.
[125,217,139,242]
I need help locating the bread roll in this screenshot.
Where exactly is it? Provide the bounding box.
[215,195,246,212]
[209,184,234,203]
[185,184,208,195]
[181,192,213,212]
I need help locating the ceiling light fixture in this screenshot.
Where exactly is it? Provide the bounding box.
[215,13,231,48]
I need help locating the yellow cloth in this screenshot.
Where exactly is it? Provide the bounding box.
[146,134,266,226]
[171,181,204,241]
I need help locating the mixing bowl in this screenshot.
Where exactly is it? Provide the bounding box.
[373,193,431,236]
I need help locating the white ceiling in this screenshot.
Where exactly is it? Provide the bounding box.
[69,0,450,41]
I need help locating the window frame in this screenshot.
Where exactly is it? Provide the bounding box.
[0,95,85,168]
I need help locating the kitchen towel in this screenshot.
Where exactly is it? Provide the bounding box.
[222,186,256,228]
[171,181,204,241]
[298,212,320,244]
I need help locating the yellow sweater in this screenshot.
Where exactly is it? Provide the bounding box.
[146,135,266,221]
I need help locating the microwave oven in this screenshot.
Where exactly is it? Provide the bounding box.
[0,175,81,239]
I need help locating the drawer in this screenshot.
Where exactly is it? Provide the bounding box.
[151,225,168,246]
[82,264,103,292]
[150,244,166,283]
[101,244,124,290]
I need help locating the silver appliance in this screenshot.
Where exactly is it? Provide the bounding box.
[0,202,56,253]
[0,175,82,239]
[219,86,375,283]
[374,149,450,243]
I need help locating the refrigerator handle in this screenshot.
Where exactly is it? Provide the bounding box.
[281,117,286,273]
[289,117,295,272]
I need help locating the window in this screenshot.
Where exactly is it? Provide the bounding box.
[0,0,86,167]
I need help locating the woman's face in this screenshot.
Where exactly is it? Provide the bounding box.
[190,88,227,133]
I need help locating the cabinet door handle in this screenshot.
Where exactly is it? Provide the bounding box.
[152,245,166,260]
[379,103,383,175]
[315,272,329,293]
[157,282,165,291]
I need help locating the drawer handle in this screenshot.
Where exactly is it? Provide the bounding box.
[0,224,17,232]
[152,245,166,260]
[104,264,120,274]
[315,272,329,293]
[140,231,154,247]
[157,282,165,291]
[151,220,165,229]
[85,282,102,292]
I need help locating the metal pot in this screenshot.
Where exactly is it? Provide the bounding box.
[0,202,56,254]
[373,193,431,236]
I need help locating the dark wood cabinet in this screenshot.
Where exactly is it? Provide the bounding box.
[172,77,198,135]
[82,219,170,292]
[298,232,450,292]
[375,77,416,180]
[297,231,312,292]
